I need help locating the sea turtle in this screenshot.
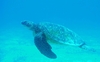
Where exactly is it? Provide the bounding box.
[21,21,96,59]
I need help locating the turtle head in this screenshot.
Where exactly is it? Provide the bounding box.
[21,21,41,33]
[21,21,37,31]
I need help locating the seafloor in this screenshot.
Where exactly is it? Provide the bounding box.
[0,23,100,62]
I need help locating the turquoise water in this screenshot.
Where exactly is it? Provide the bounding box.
[0,0,100,62]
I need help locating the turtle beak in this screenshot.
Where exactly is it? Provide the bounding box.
[21,21,32,28]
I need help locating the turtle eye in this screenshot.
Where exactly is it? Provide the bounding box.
[26,23,31,27]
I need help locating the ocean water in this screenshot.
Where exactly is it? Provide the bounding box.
[0,0,100,62]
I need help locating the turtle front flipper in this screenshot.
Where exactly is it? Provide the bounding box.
[34,32,57,59]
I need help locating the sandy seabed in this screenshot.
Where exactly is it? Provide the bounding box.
[0,29,100,62]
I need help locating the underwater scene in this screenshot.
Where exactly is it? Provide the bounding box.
[0,0,100,62]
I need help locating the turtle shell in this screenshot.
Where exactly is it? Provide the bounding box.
[37,22,84,46]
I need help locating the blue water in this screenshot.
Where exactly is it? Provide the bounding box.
[0,0,100,62]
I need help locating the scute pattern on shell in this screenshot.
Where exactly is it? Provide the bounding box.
[38,22,84,46]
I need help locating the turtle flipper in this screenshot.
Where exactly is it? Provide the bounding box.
[34,32,57,59]
[79,43,96,52]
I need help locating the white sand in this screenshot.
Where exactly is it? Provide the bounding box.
[0,29,100,62]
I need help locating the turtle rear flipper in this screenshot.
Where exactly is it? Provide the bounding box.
[34,32,57,59]
[79,43,96,52]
